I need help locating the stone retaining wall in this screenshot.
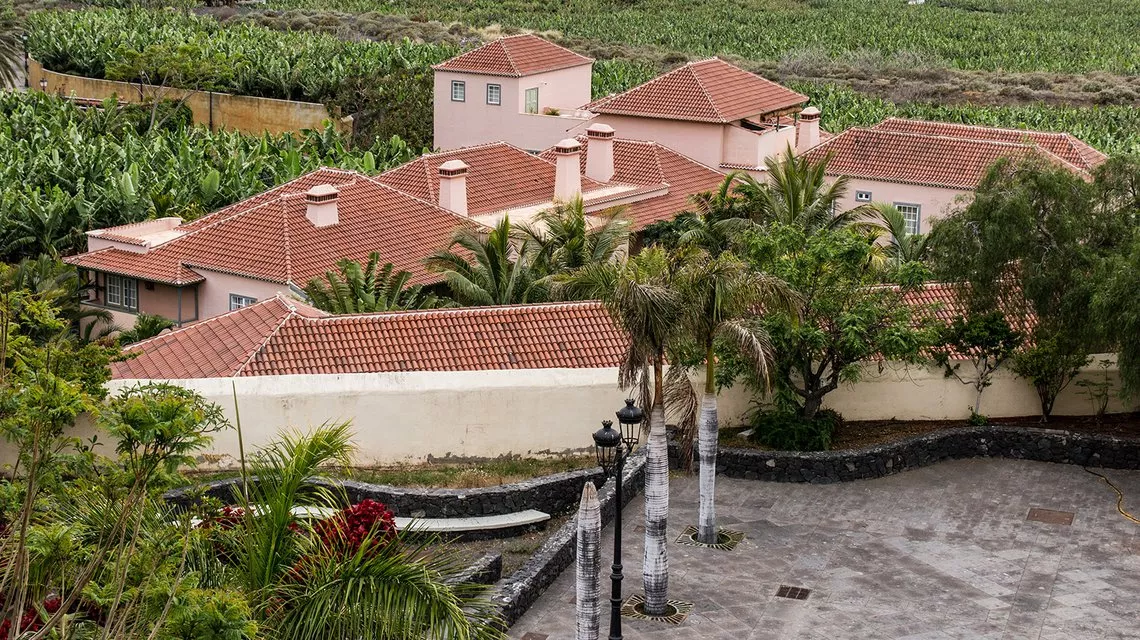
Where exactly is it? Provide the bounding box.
[165,466,606,519]
[490,448,648,628]
[669,426,1140,483]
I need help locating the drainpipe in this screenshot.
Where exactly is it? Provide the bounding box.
[177,287,183,327]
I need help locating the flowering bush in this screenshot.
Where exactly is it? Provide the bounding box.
[313,499,397,557]
[195,505,246,530]
[0,594,63,635]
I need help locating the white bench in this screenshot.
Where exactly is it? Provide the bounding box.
[194,506,550,535]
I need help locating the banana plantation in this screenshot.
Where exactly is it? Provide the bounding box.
[0,92,418,260]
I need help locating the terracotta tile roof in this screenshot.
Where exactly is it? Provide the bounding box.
[432,34,592,77]
[538,137,727,229]
[111,296,626,379]
[112,296,327,379]
[587,58,807,123]
[871,118,1107,172]
[901,281,1034,336]
[66,169,479,287]
[801,127,1092,191]
[377,142,603,216]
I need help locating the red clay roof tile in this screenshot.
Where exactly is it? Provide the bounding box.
[802,126,1093,191]
[111,296,625,379]
[588,58,807,123]
[432,34,592,77]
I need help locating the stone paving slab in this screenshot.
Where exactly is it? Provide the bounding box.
[508,459,1140,639]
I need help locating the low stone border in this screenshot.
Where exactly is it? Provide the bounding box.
[489,448,648,628]
[669,425,1140,483]
[448,552,503,587]
[164,466,606,519]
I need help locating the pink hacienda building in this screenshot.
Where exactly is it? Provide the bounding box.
[66,128,726,330]
[433,35,823,172]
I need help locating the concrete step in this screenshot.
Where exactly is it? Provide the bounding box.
[395,509,551,533]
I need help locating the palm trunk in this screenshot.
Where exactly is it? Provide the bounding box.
[576,482,601,640]
[697,346,719,545]
[642,357,670,616]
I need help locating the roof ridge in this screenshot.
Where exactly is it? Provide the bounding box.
[359,173,492,229]
[234,295,299,376]
[294,299,606,323]
[121,295,295,353]
[495,39,521,76]
[878,117,1073,140]
[684,63,724,122]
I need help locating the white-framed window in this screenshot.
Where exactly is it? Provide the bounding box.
[230,294,257,311]
[451,80,465,102]
[105,274,138,311]
[486,83,501,105]
[895,203,921,236]
[524,87,539,114]
[855,190,872,202]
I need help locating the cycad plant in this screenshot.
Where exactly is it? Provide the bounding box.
[675,252,798,544]
[303,251,449,313]
[426,216,546,306]
[556,247,684,616]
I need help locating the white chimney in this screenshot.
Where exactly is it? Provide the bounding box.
[585,123,615,183]
[305,184,339,227]
[553,138,582,202]
[797,106,821,152]
[438,160,469,216]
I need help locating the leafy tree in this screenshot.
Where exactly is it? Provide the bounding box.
[675,251,796,544]
[515,197,630,279]
[555,247,683,616]
[933,311,1022,421]
[117,312,174,345]
[426,217,546,306]
[930,157,1138,416]
[740,224,935,420]
[736,146,865,233]
[304,252,448,314]
[1010,335,1090,421]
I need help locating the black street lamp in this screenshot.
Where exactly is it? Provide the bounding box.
[592,398,644,640]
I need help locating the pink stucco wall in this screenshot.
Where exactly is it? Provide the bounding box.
[433,65,593,151]
[587,114,725,169]
[81,273,198,332]
[834,178,971,234]
[193,268,290,321]
[721,124,796,169]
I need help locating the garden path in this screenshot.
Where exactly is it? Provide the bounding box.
[510,458,1140,639]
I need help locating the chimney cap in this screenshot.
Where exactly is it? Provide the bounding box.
[800,106,821,120]
[438,159,469,176]
[306,183,339,203]
[554,138,582,154]
[586,123,615,139]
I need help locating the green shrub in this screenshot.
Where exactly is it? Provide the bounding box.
[748,409,843,452]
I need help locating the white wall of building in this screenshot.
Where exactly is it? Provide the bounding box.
[83,355,1132,470]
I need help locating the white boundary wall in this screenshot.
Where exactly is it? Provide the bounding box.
[88,355,1134,467]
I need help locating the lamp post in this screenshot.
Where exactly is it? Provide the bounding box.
[38,77,47,93]
[592,399,645,640]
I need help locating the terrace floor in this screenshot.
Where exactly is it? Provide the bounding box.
[509,459,1140,639]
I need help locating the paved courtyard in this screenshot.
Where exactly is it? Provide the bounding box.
[509,459,1140,639]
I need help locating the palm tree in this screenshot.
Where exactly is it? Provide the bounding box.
[675,173,752,256]
[514,196,630,279]
[304,251,449,313]
[736,145,863,234]
[865,202,931,265]
[232,423,502,639]
[0,0,20,90]
[677,252,798,545]
[556,247,684,616]
[425,216,546,306]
